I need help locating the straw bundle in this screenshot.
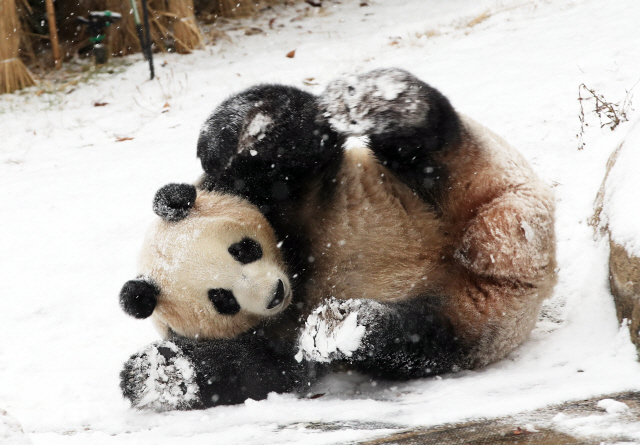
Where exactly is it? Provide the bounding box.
[214,0,258,18]
[102,0,203,55]
[166,0,204,53]
[0,0,36,93]
[105,0,143,56]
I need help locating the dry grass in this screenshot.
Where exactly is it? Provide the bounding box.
[7,0,297,71]
[465,10,491,28]
[1,0,37,93]
[216,0,257,17]
[577,82,634,150]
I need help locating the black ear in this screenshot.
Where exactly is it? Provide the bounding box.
[120,279,160,319]
[153,183,197,222]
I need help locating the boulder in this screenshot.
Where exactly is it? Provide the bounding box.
[592,119,640,354]
[609,241,640,353]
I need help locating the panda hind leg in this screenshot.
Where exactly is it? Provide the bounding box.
[320,68,462,203]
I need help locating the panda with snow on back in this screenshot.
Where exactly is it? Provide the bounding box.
[119,68,557,410]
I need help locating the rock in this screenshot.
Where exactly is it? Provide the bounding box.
[609,240,640,354]
[591,119,640,355]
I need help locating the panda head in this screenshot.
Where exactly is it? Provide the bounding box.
[119,184,292,340]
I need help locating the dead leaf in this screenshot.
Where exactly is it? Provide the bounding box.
[305,0,322,6]
[269,18,276,29]
[286,50,296,58]
[308,393,325,399]
[303,77,318,86]
[94,102,109,107]
[512,427,533,436]
[244,27,263,36]
[163,102,170,108]
[116,137,133,142]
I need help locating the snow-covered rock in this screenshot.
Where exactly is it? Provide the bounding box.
[0,409,32,445]
[593,119,640,356]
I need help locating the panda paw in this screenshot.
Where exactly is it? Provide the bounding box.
[320,68,428,136]
[120,341,201,411]
[296,298,384,363]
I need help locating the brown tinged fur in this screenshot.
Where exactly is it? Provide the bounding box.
[299,121,556,368]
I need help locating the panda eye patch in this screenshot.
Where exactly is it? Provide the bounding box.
[228,238,263,264]
[208,288,241,315]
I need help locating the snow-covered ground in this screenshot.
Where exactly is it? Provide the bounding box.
[1,0,640,443]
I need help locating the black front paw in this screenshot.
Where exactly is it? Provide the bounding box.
[297,298,386,363]
[120,341,202,411]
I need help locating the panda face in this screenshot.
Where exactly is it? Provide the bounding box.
[137,192,292,340]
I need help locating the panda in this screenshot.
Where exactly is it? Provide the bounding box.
[119,68,557,410]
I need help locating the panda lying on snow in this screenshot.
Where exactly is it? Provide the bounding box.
[119,68,557,410]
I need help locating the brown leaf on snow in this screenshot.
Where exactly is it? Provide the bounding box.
[163,102,170,108]
[286,50,296,58]
[244,27,263,36]
[94,102,109,107]
[116,137,134,142]
[512,427,534,436]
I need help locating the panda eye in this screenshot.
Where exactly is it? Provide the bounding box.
[208,288,241,315]
[228,238,263,264]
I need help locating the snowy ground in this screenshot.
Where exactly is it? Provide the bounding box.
[1,0,640,443]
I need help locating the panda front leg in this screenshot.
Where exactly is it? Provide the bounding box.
[320,68,462,203]
[121,335,310,410]
[298,297,469,379]
[196,84,343,207]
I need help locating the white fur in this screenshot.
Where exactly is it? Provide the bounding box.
[138,192,292,340]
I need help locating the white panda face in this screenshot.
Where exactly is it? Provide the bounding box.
[137,192,292,340]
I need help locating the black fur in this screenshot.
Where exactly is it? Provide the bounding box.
[121,334,315,409]
[153,183,197,222]
[228,237,263,264]
[120,279,159,319]
[182,334,309,407]
[208,288,241,315]
[196,84,344,212]
[318,298,468,379]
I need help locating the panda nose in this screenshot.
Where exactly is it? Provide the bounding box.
[267,280,285,309]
